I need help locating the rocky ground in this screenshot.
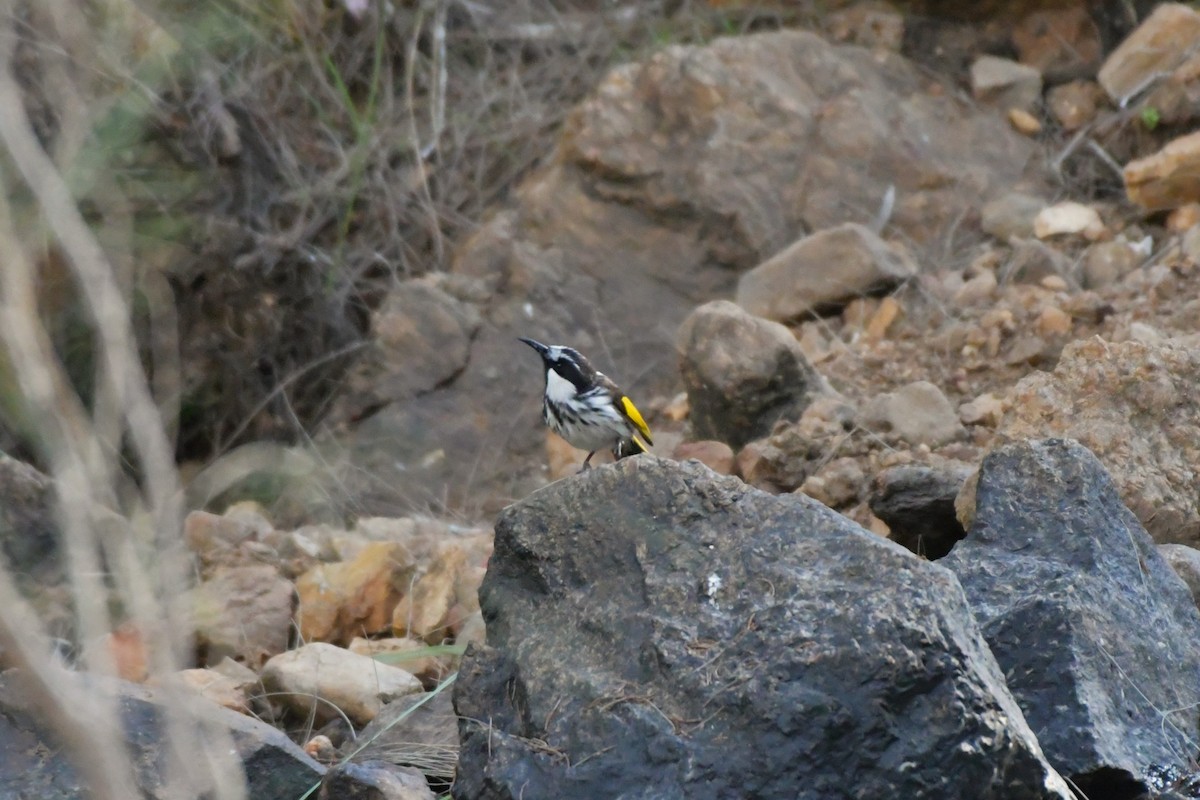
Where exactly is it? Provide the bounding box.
[6,2,1200,799]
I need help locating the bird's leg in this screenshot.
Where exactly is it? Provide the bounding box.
[580,451,596,472]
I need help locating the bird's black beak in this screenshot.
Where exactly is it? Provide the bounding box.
[518,337,550,358]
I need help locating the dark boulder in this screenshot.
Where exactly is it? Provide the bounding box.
[943,439,1200,799]
[0,671,324,798]
[453,457,1071,800]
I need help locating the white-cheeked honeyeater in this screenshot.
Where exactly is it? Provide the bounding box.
[519,337,653,469]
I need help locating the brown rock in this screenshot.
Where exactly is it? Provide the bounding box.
[178,668,251,714]
[798,457,865,508]
[981,192,1046,240]
[1142,51,1200,127]
[673,440,736,475]
[105,623,149,683]
[677,301,821,449]
[861,381,963,447]
[1000,239,1071,284]
[1098,3,1200,104]
[736,224,917,321]
[335,278,481,423]
[296,542,414,646]
[1033,201,1104,239]
[1007,108,1042,135]
[1082,240,1141,289]
[1000,337,1200,545]
[261,642,421,725]
[184,510,263,576]
[1046,80,1105,131]
[192,564,296,669]
[826,2,905,51]
[1011,6,1101,82]
[1125,131,1200,211]
[953,269,998,307]
[864,296,902,342]
[1036,306,1073,337]
[392,546,467,643]
[1167,203,1200,233]
[971,55,1043,111]
[959,393,1007,427]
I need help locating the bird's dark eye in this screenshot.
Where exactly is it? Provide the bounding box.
[553,359,585,390]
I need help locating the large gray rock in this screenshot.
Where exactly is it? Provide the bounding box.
[0,453,58,580]
[334,28,1045,516]
[677,301,820,449]
[453,457,1072,800]
[943,439,1200,797]
[0,671,324,798]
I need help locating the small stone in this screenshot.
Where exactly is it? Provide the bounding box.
[954,270,997,307]
[662,392,690,422]
[842,297,877,329]
[392,547,468,643]
[105,623,149,683]
[1012,6,1102,83]
[826,2,905,51]
[1036,306,1073,337]
[673,440,736,475]
[971,55,1043,111]
[1003,335,1052,366]
[1167,203,1200,233]
[303,734,337,763]
[861,381,963,447]
[1098,3,1200,103]
[1001,239,1071,284]
[177,668,251,714]
[1007,108,1042,135]
[1033,201,1105,239]
[981,192,1046,240]
[734,440,771,487]
[184,511,262,576]
[798,457,865,508]
[1125,130,1200,211]
[736,224,917,321]
[1040,275,1069,291]
[959,393,1006,427]
[191,564,295,669]
[864,296,902,342]
[1082,240,1141,289]
[1129,322,1163,343]
[261,642,421,726]
[1046,80,1105,131]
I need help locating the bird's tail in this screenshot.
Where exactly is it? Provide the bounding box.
[613,434,650,460]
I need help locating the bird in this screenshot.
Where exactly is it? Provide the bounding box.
[519,337,653,469]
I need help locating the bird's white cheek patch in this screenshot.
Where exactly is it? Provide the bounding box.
[546,370,578,404]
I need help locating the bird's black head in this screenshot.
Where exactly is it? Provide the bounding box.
[518,337,596,391]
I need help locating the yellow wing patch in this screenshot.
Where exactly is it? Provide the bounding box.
[619,395,654,445]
